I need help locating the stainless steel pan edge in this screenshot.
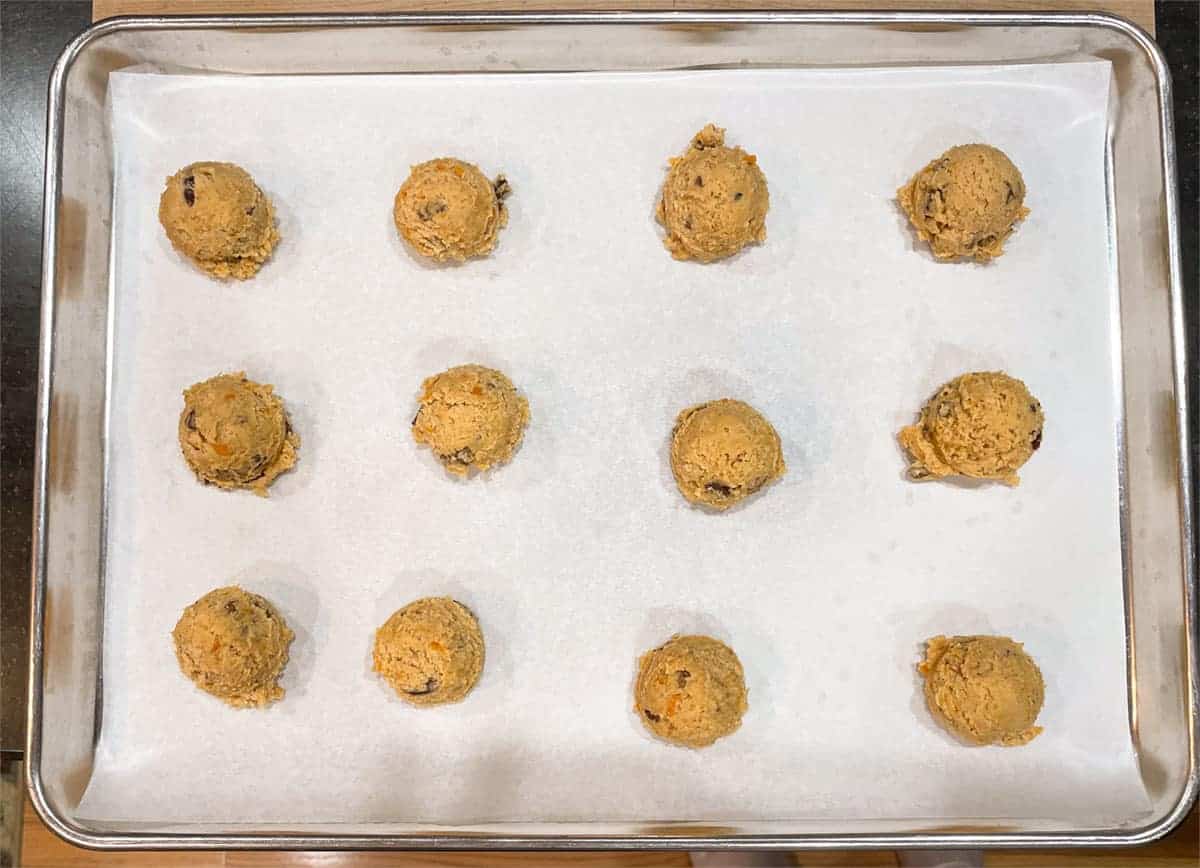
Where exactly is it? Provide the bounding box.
[26,10,1196,851]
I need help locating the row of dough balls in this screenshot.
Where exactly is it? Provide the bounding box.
[177,365,1045,503]
[172,587,1046,749]
[156,124,1030,279]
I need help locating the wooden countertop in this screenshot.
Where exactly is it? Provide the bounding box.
[22,798,1200,867]
[24,1,1186,865]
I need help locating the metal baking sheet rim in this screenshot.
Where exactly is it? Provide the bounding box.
[26,9,1196,851]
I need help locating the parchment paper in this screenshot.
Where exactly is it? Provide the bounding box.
[81,61,1151,825]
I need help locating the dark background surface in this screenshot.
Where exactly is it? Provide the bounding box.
[2,0,94,755]
[1,0,1196,756]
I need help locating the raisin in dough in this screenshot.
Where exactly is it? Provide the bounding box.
[412,364,529,477]
[158,162,280,279]
[393,158,510,262]
[919,635,1045,746]
[172,586,294,708]
[656,124,769,262]
[373,597,485,706]
[898,371,1043,486]
[897,144,1029,262]
[179,371,300,496]
[670,398,785,510]
[635,634,748,748]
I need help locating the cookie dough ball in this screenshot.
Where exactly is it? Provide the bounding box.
[393,158,510,263]
[373,597,485,706]
[158,162,280,279]
[172,586,293,708]
[635,634,748,748]
[898,371,1043,486]
[412,364,529,477]
[656,124,769,262]
[178,371,300,496]
[919,635,1045,746]
[897,144,1029,262]
[670,398,785,510]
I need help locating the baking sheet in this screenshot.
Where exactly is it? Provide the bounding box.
[79,60,1151,825]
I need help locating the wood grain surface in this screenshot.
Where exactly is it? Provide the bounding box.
[22,799,1200,867]
[92,0,1156,36]
[27,0,1172,865]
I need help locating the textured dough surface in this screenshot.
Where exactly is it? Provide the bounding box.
[172,586,293,708]
[635,634,748,748]
[919,634,1045,746]
[158,162,280,279]
[897,144,1029,262]
[412,364,529,477]
[178,371,300,496]
[898,371,1043,486]
[670,398,785,510]
[393,158,510,262]
[373,597,485,706]
[656,124,769,262]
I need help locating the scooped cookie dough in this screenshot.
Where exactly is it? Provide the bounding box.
[158,161,280,279]
[373,597,485,706]
[897,144,1029,262]
[670,398,785,510]
[412,364,529,477]
[172,586,294,708]
[178,371,300,496]
[898,371,1043,486]
[635,634,748,748]
[656,124,769,262]
[393,158,510,263]
[919,634,1045,746]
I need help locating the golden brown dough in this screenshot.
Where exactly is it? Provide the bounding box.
[656,124,769,262]
[158,161,279,279]
[670,398,785,510]
[178,371,300,496]
[411,364,529,477]
[898,371,1043,486]
[172,586,293,708]
[635,634,748,748]
[393,158,510,262]
[373,597,485,706]
[897,144,1029,262]
[919,634,1045,746]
